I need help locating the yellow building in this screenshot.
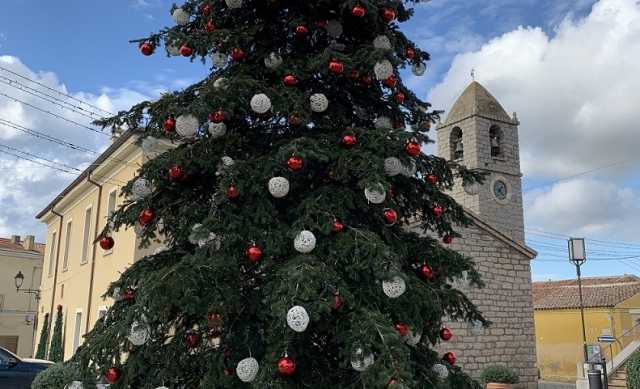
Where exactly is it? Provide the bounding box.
[0,235,44,357]
[34,131,162,360]
[534,275,640,382]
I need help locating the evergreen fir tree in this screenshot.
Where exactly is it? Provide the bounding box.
[35,312,49,360]
[49,305,64,363]
[73,0,488,387]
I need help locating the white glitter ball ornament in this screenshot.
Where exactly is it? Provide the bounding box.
[412,63,427,76]
[432,363,450,379]
[127,319,150,346]
[351,348,375,372]
[211,52,229,68]
[65,381,83,389]
[384,157,402,176]
[294,230,316,253]
[364,184,386,204]
[268,177,290,198]
[131,178,153,200]
[404,328,422,346]
[326,20,343,38]
[286,305,310,332]
[310,93,329,113]
[236,357,259,382]
[374,60,394,80]
[225,0,243,8]
[382,276,406,298]
[221,156,235,168]
[250,94,272,114]
[374,116,393,130]
[373,35,392,50]
[172,8,190,25]
[264,52,283,69]
[175,114,199,138]
[208,122,227,138]
[213,77,229,90]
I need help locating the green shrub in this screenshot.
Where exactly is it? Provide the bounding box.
[480,365,519,384]
[628,350,640,389]
[31,363,74,389]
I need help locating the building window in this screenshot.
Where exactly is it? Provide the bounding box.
[48,231,57,277]
[81,207,92,264]
[490,125,503,158]
[62,221,72,271]
[450,127,464,160]
[73,311,83,352]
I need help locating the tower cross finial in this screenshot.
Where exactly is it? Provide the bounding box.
[471,68,476,81]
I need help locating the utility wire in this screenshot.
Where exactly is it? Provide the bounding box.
[0,143,82,173]
[0,118,97,154]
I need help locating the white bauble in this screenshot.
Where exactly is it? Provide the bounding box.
[326,20,343,38]
[250,93,272,114]
[351,348,375,372]
[236,357,259,382]
[404,328,422,346]
[294,230,316,253]
[268,177,290,198]
[384,157,402,176]
[374,59,394,80]
[364,184,386,204]
[131,178,153,200]
[65,381,83,389]
[211,52,229,68]
[225,0,243,8]
[382,276,406,298]
[112,287,122,301]
[310,93,329,113]
[264,52,283,69]
[127,319,150,346]
[221,156,235,168]
[374,116,393,130]
[373,35,392,50]
[208,122,227,138]
[172,8,190,25]
[213,77,229,90]
[167,43,181,56]
[175,114,199,138]
[432,363,450,379]
[286,305,310,332]
[412,63,426,76]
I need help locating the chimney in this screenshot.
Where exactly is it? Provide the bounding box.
[10,235,20,244]
[22,235,35,251]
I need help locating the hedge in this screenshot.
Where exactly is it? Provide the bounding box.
[628,350,640,389]
[31,363,74,389]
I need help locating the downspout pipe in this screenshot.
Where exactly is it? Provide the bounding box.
[47,209,64,349]
[85,172,103,333]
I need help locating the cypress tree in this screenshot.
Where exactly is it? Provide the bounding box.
[35,312,49,359]
[48,305,64,362]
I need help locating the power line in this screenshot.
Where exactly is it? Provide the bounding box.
[0,143,82,173]
[0,118,97,154]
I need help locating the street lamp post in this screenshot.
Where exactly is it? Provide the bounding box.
[568,238,588,363]
[14,270,41,300]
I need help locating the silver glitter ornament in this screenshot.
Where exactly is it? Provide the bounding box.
[127,319,150,346]
[374,116,393,130]
[213,77,229,90]
[384,157,402,176]
[172,8,190,25]
[268,177,290,198]
[286,305,310,332]
[382,276,406,298]
[310,93,329,113]
[212,52,229,68]
[351,348,375,372]
[364,184,386,204]
[225,0,243,8]
[374,60,394,80]
[175,114,199,138]
[250,94,272,114]
[373,35,392,50]
[412,63,426,76]
[131,178,153,200]
[432,363,450,379]
[208,122,227,138]
[264,52,283,69]
[236,357,259,382]
[294,230,316,253]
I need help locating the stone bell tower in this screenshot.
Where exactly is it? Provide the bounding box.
[437,81,525,243]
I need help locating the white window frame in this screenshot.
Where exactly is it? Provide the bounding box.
[62,220,73,271]
[72,308,83,352]
[48,231,57,277]
[81,205,93,264]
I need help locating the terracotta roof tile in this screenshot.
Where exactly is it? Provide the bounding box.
[533,275,640,310]
[0,238,45,254]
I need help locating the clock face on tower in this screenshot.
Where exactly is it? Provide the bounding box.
[493,180,508,201]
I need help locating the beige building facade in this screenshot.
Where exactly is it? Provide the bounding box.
[0,235,44,357]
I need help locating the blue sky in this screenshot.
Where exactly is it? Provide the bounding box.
[1,0,639,282]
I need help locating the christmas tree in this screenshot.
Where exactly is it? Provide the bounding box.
[49,306,64,362]
[73,0,488,387]
[35,312,49,359]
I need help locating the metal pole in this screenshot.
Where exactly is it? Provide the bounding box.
[602,359,609,389]
[588,369,604,389]
[576,263,589,362]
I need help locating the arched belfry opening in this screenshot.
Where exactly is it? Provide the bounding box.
[450,127,463,160]
[489,125,503,158]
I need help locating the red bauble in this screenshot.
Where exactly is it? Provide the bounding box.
[139,42,154,56]
[405,141,421,157]
[283,74,299,86]
[382,8,396,22]
[329,60,344,74]
[295,25,309,36]
[209,109,225,123]
[388,378,399,387]
[287,155,304,171]
[56,304,63,312]
[406,48,416,60]
[226,185,240,199]
[185,332,200,348]
[224,368,234,376]
[317,20,328,28]
[278,356,297,376]
[123,287,135,301]
[440,327,453,341]
[168,165,184,181]
[332,220,345,233]
[288,114,302,127]
[341,134,357,148]
[351,5,366,17]
[382,75,398,88]
[394,322,410,337]
[202,4,211,16]
[442,234,454,244]
[443,351,457,365]
[394,91,406,104]
[205,19,216,33]
[138,208,155,226]
[420,264,434,280]
[105,367,121,384]
[383,209,398,225]
[349,70,360,80]
[163,117,176,132]
[180,44,193,57]
[432,206,443,219]
[333,294,344,310]
[360,74,373,85]
[231,47,246,61]
[245,245,263,262]
[427,174,438,185]
[99,236,114,250]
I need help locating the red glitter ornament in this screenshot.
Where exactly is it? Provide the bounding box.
[185,332,199,348]
[406,48,416,60]
[99,236,114,250]
[202,4,211,16]
[427,174,438,185]
[231,47,246,61]
[432,206,443,219]
[283,74,298,86]
[329,60,344,74]
[341,134,357,148]
[277,355,296,376]
[382,8,396,22]
[382,75,398,88]
[138,208,156,226]
[245,244,263,262]
[420,264,434,280]
[180,44,193,57]
[163,117,176,132]
[383,209,398,225]
[205,19,216,33]
[333,293,344,310]
[209,109,225,123]
[139,42,154,56]
[287,155,304,171]
[295,25,309,36]
[105,367,121,384]
[394,91,406,104]
[226,185,240,199]
[332,220,345,233]
[443,351,457,365]
[351,5,366,17]
[123,287,135,301]
[442,234,454,244]
[168,165,184,181]
[394,322,410,337]
[405,141,421,157]
[440,327,453,341]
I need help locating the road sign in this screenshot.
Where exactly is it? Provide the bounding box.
[597,335,616,343]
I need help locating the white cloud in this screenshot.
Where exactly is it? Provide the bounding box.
[428,0,640,178]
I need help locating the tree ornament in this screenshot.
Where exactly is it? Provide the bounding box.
[172,8,190,25]
[406,48,416,60]
[404,328,422,346]
[264,52,283,69]
[341,134,357,148]
[205,19,216,33]
[382,8,396,22]
[328,59,344,74]
[185,331,199,348]
[245,244,263,262]
[382,75,398,88]
[105,367,121,384]
[295,25,309,36]
[432,206,443,219]
[231,47,246,61]
[66,381,84,389]
[250,93,272,114]
[128,319,150,346]
[236,357,259,382]
[442,234,453,244]
[374,60,394,80]
[287,305,310,332]
[351,5,366,17]
[349,70,360,80]
[139,42,154,56]
[440,327,453,341]
[360,74,373,85]
[310,93,329,113]
[123,287,136,301]
[100,236,114,250]
[138,208,155,226]
[432,363,450,379]
[394,91,406,104]
[412,63,426,76]
[375,116,393,130]
[221,156,235,169]
[351,348,375,371]
[373,35,392,50]
[287,155,304,171]
[211,52,229,68]
[427,174,438,185]
[226,185,240,199]
[168,165,184,181]
[288,114,302,127]
[405,141,421,157]
[278,355,296,376]
[443,351,457,365]
[268,177,290,198]
[225,0,243,9]
[394,322,410,337]
[163,117,176,133]
[131,178,153,200]
[175,114,199,138]
[294,230,316,253]
[400,160,417,177]
[333,293,344,309]
[202,4,211,16]
[364,184,386,204]
[332,220,345,233]
[283,74,298,86]
[166,43,181,56]
[384,157,402,176]
[180,44,193,57]
[420,264,434,280]
[326,20,343,38]
[213,77,229,90]
[208,122,227,138]
[383,208,398,225]
[382,276,406,298]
